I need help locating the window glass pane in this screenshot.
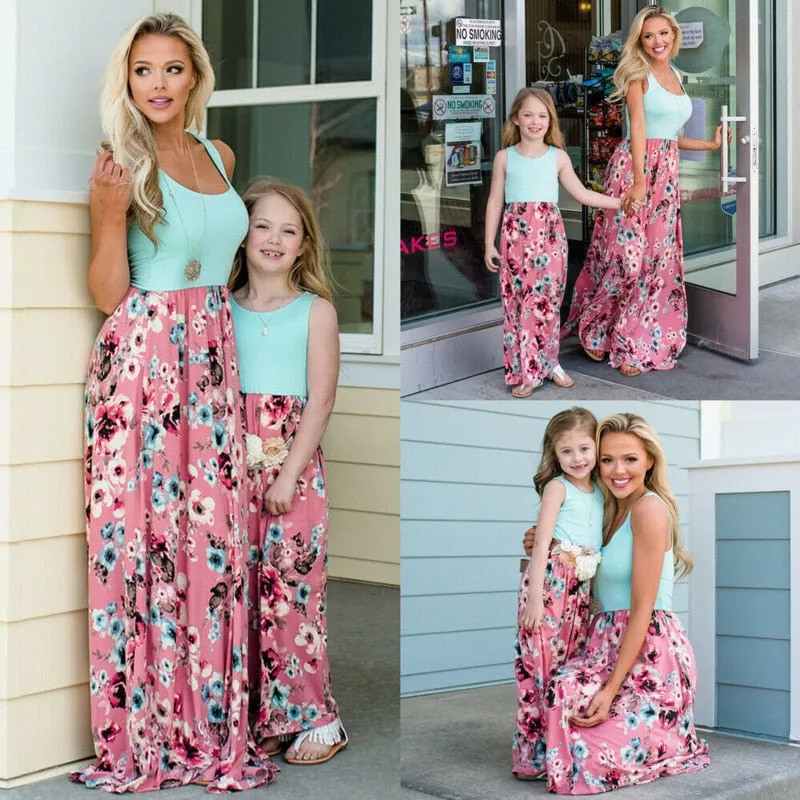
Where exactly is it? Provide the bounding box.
[758,0,775,238]
[257,1,312,87]
[401,0,505,323]
[316,0,373,82]
[207,101,377,335]
[204,0,253,90]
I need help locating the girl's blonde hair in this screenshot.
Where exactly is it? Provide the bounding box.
[534,407,598,496]
[501,88,565,149]
[611,6,682,102]
[99,13,215,244]
[596,413,693,578]
[228,178,333,302]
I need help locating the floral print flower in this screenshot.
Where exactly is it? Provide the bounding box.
[500,202,568,387]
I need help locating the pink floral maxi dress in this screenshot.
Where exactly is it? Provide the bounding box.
[543,494,709,794]
[232,292,344,752]
[562,68,694,371]
[499,145,568,386]
[514,476,604,778]
[75,136,276,793]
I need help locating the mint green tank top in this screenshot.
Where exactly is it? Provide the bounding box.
[503,145,560,203]
[624,65,693,141]
[548,476,604,550]
[594,492,674,612]
[232,292,316,397]
[127,134,248,291]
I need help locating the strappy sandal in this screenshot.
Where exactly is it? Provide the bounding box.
[619,364,641,377]
[551,365,575,388]
[511,382,541,398]
[284,719,348,766]
[584,347,606,362]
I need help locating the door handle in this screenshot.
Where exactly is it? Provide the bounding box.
[720,105,746,193]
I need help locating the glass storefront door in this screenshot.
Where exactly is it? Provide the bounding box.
[646,0,761,361]
[401,1,505,324]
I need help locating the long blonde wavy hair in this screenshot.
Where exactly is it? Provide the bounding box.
[611,6,682,102]
[99,13,215,244]
[502,88,565,150]
[228,179,334,302]
[596,413,693,578]
[533,407,598,496]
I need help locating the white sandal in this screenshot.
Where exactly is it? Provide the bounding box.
[284,718,348,765]
[552,365,575,388]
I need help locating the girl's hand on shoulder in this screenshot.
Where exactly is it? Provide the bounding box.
[521,595,545,632]
[265,472,297,516]
[570,684,615,727]
[89,152,130,217]
[484,244,502,272]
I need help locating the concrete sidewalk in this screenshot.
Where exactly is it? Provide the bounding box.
[402,684,800,799]
[411,279,800,401]
[4,581,401,800]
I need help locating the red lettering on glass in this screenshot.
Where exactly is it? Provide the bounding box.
[399,230,459,253]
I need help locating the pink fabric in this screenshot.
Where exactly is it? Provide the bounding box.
[499,202,568,386]
[562,139,687,372]
[544,610,710,794]
[75,286,276,793]
[514,554,593,777]
[243,394,339,743]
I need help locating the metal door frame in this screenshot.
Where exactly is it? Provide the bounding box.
[635,0,759,361]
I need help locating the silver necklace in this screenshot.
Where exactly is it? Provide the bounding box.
[164,133,207,282]
[244,296,281,336]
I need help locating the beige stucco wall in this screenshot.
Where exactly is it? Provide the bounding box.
[0,199,399,783]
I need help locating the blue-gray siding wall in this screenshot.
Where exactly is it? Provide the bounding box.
[401,400,701,696]
[715,491,791,739]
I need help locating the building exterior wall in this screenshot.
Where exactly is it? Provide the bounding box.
[401,399,701,696]
[688,457,800,740]
[0,0,400,784]
[0,200,399,784]
[715,490,790,739]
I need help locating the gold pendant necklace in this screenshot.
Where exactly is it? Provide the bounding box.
[165,133,207,282]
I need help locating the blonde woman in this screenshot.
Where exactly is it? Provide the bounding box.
[76,13,276,792]
[484,89,620,398]
[542,413,709,794]
[562,6,724,376]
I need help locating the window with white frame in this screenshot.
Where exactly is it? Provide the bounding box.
[201,1,382,350]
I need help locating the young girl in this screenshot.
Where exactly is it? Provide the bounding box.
[513,407,604,779]
[563,6,724,376]
[543,413,709,793]
[484,89,622,398]
[230,179,347,764]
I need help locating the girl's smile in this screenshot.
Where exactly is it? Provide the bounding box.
[245,193,305,277]
[513,96,551,143]
[554,430,596,486]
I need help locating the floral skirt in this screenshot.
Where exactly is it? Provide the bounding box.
[243,394,339,743]
[513,546,595,777]
[74,286,276,793]
[544,610,710,794]
[499,202,568,386]
[562,139,687,372]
